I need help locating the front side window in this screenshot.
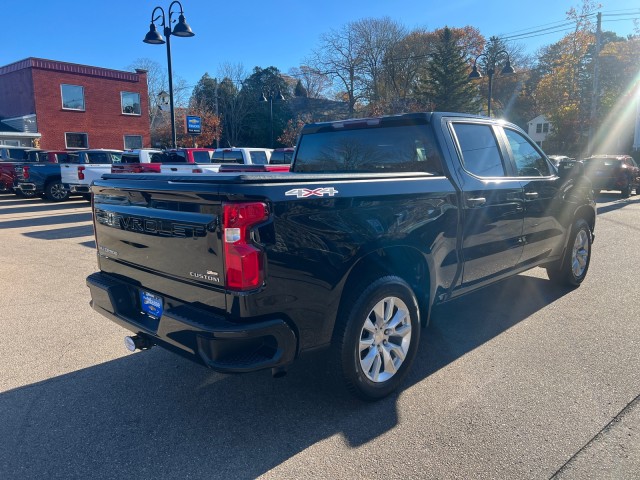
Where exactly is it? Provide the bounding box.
[504,128,551,177]
[124,135,143,150]
[452,123,505,177]
[121,92,141,115]
[61,84,85,110]
[65,132,88,149]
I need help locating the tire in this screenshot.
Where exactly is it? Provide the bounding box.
[16,190,36,198]
[621,182,631,198]
[332,276,420,401]
[44,181,69,202]
[546,218,592,287]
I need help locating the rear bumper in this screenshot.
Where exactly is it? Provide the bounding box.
[15,183,36,192]
[68,184,91,193]
[86,272,297,373]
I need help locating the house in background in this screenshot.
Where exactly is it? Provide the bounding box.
[0,58,150,150]
[527,115,552,148]
[0,114,40,147]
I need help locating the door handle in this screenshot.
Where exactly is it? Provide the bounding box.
[170,167,177,171]
[467,197,486,207]
[525,192,539,199]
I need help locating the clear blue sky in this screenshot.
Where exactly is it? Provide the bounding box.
[2,0,637,90]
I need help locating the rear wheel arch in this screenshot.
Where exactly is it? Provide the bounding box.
[336,246,433,330]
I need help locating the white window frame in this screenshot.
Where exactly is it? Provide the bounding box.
[123,134,143,149]
[61,84,85,111]
[65,132,89,149]
[121,92,141,116]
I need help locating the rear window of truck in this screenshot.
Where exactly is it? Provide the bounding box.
[293,125,444,174]
[212,150,243,164]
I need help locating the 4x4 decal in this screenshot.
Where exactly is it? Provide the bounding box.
[285,187,339,198]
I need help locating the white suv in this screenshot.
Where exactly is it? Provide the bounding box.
[212,148,272,165]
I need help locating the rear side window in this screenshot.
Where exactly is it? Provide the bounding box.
[249,151,268,165]
[121,154,140,164]
[213,150,243,164]
[270,150,293,164]
[192,151,212,163]
[166,152,187,163]
[87,152,110,164]
[294,125,444,174]
[452,123,505,177]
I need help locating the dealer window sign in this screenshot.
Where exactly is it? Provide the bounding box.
[185,115,202,135]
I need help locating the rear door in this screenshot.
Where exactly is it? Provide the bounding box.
[61,152,83,185]
[448,120,525,286]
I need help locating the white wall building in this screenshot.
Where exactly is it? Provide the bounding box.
[527,115,552,147]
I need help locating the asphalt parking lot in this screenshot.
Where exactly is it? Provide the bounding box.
[0,192,639,479]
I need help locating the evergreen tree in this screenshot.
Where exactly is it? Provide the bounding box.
[294,80,308,97]
[190,73,218,113]
[422,27,480,114]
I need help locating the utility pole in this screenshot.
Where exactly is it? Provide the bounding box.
[587,12,602,157]
[215,80,219,148]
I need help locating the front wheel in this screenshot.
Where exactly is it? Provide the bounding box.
[332,276,420,401]
[621,182,631,198]
[546,218,592,287]
[44,181,69,202]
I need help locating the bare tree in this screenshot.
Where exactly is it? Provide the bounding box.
[308,23,366,114]
[127,57,190,146]
[288,65,332,98]
[216,62,252,147]
[352,17,406,106]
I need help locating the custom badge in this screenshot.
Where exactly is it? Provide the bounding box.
[285,187,339,198]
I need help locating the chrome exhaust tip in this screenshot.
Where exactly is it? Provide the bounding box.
[124,335,151,352]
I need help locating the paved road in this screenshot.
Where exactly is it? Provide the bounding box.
[0,192,638,480]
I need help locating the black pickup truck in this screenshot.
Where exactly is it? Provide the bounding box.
[87,112,596,400]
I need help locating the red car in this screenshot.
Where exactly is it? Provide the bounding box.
[582,155,640,198]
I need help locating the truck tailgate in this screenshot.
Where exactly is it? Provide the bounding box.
[92,179,227,307]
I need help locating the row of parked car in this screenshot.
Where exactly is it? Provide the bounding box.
[549,154,640,198]
[0,145,295,202]
[2,144,638,203]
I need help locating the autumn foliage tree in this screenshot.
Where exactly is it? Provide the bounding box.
[278,114,312,147]
[153,103,221,148]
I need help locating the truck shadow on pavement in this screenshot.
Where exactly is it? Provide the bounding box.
[0,274,569,479]
[595,195,640,216]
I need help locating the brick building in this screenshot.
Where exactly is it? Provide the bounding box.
[0,58,150,150]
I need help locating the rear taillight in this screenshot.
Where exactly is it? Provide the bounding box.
[78,166,85,180]
[192,168,203,173]
[22,166,29,179]
[222,202,269,291]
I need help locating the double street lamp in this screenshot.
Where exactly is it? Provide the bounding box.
[143,1,195,149]
[468,50,515,118]
[260,86,285,148]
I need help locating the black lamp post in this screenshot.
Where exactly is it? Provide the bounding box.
[260,86,285,148]
[468,50,515,118]
[143,1,195,149]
